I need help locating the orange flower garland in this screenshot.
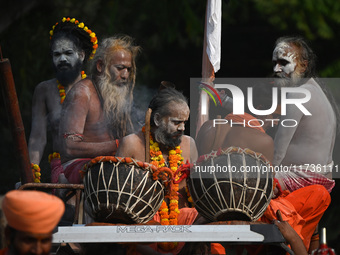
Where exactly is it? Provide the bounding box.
[48,152,61,163]
[49,17,98,59]
[57,71,86,104]
[142,127,183,251]
[31,163,41,183]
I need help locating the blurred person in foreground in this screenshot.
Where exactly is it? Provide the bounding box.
[0,190,65,255]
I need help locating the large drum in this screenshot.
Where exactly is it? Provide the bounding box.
[188,147,274,222]
[82,156,168,224]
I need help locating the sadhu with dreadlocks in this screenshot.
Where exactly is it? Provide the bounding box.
[28,17,97,184]
[58,35,141,184]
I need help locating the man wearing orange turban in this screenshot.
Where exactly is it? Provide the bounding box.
[0,190,65,255]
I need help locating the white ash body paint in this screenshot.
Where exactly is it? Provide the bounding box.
[272,42,297,76]
[52,38,84,69]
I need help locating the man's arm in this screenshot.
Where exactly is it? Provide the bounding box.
[116,133,145,161]
[273,93,304,165]
[28,83,48,165]
[59,81,116,161]
[190,136,198,163]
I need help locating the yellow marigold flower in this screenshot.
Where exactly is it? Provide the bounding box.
[175,208,180,214]
[62,17,66,22]
[35,172,41,177]
[169,150,176,155]
[84,26,88,31]
[78,22,84,28]
[170,200,178,204]
[90,32,96,38]
[158,154,163,159]
[33,164,39,171]
[171,167,177,171]
[70,18,76,23]
[59,89,65,93]
[49,30,53,36]
[34,178,40,183]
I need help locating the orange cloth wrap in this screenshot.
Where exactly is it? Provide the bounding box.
[2,190,65,234]
[261,185,331,251]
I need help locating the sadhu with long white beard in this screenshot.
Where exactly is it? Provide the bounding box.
[58,35,140,184]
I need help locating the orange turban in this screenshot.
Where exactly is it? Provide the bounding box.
[2,190,65,234]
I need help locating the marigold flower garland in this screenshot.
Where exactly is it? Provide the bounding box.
[49,17,98,59]
[142,127,184,251]
[57,71,86,104]
[31,163,41,183]
[48,152,61,163]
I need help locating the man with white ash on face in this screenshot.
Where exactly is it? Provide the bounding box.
[58,35,140,184]
[271,36,338,194]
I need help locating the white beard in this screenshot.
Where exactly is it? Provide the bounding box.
[96,74,131,127]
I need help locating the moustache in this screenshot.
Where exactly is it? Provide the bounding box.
[57,63,72,69]
[172,131,184,137]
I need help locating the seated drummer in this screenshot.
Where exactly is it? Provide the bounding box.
[116,86,225,254]
[195,83,330,254]
[58,35,140,184]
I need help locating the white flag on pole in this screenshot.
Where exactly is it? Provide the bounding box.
[206,0,221,73]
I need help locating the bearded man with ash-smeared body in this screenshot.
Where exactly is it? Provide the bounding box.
[58,35,140,184]
[271,36,338,194]
[28,17,96,184]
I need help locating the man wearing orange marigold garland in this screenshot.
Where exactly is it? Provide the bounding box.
[59,35,140,184]
[28,17,97,184]
[116,87,224,254]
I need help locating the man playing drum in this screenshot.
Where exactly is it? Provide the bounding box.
[28,17,97,184]
[117,86,225,254]
[58,35,140,184]
[195,84,330,253]
[272,36,338,193]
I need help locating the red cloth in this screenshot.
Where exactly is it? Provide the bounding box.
[0,248,8,255]
[64,158,91,184]
[50,158,63,184]
[261,185,331,251]
[280,168,335,193]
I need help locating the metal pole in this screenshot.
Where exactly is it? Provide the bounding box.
[0,47,33,184]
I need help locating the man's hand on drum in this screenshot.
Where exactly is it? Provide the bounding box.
[273,219,308,255]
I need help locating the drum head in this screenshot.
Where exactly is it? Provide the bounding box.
[84,158,165,224]
[188,147,274,222]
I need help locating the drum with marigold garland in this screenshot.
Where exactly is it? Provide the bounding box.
[188,147,274,222]
[82,156,171,224]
